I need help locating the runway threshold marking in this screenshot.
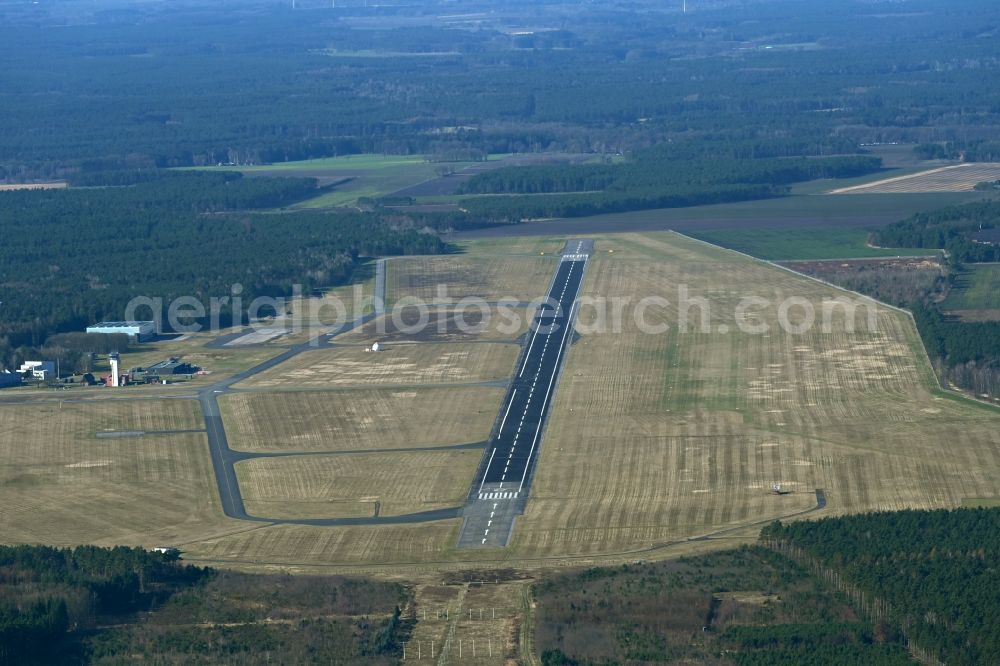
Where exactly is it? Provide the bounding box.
[478,447,497,495]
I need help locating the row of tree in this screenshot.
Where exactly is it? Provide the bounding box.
[914,141,1000,163]
[459,153,882,196]
[460,184,779,221]
[873,200,1000,265]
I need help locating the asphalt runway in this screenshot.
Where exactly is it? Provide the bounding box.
[458,239,592,548]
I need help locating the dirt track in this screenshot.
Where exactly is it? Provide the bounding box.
[0,182,66,191]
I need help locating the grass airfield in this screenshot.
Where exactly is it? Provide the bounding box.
[2,231,1000,572]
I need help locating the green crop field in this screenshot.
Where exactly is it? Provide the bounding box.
[685,226,938,260]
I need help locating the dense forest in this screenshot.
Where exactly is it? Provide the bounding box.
[915,141,1000,163]
[763,509,1000,665]
[874,200,1000,265]
[866,201,1000,397]
[0,0,998,181]
[912,304,1000,366]
[0,170,449,367]
[0,544,408,664]
[534,546,913,665]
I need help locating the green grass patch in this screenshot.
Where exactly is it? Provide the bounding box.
[942,264,1000,310]
[553,191,988,226]
[961,497,1000,508]
[185,154,517,208]
[687,226,938,261]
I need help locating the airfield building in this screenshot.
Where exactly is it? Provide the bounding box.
[129,358,195,383]
[17,361,56,380]
[0,371,21,389]
[86,321,157,342]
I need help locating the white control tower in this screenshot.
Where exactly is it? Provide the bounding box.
[109,352,120,388]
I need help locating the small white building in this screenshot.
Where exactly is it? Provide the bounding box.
[86,321,157,342]
[18,361,56,380]
[370,341,381,352]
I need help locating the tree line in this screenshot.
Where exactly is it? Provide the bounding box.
[0,544,409,664]
[457,154,881,220]
[459,153,882,196]
[873,200,1000,265]
[0,171,449,359]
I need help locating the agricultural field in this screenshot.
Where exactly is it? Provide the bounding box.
[454,190,988,242]
[235,341,519,389]
[0,399,227,546]
[828,162,1000,194]
[941,263,1000,321]
[236,449,479,519]
[220,387,504,453]
[684,225,936,261]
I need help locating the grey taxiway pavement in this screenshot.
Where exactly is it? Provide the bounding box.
[196,259,469,526]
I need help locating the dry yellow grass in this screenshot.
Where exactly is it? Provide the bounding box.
[337,306,531,345]
[181,519,466,567]
[275,279,373,345]
[10,231,1000,573]
[235,341,519,389]
[452,236,567,256]
[0,399,229,546]
[220,387,504,453]
[389,255,558,303]
[509,232,1000,558]
[235,449,480,518]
